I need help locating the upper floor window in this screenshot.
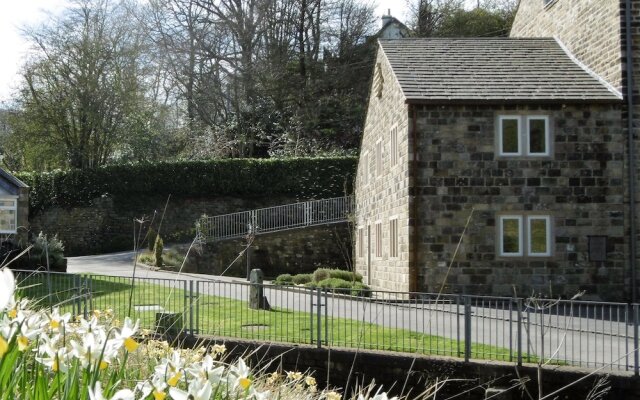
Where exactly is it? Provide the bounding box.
[498,214,552,257]
[498,115,550,157]
[362,152,369,185]
[357,227,364,258]
[0,198,17,234]
[375,221,382,258]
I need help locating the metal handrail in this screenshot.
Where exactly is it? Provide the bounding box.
[196,196,354,242]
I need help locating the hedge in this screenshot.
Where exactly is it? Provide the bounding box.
[16,157,357,213]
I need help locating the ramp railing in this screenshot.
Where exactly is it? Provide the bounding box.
[196,196,354,242]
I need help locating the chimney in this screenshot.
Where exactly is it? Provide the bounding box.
[381,9,393,27]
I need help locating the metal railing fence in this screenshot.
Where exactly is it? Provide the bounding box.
[196,196,354,242]
[11,270,640,374]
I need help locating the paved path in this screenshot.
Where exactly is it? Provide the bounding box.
[67,252,638,373]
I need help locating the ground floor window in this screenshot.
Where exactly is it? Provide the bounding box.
[375,221,382,258]
[498,214,551,257]
[389,218,398,258]
[357,227,364,258]
[0,198,17,234]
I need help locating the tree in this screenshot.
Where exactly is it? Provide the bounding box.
[9,0,153,169]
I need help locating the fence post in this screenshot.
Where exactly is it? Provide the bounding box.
[464,296,471,362]
[188,280,195,335]
[517,298,523,367]
[74,274,81,318]
[316,287,322,348]
[309,288,314,345]
[456,295,462,358]
[634,303,639,376]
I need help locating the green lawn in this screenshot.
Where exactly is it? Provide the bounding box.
[14,272,525,362]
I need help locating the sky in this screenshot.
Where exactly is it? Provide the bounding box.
[0,0,411,103]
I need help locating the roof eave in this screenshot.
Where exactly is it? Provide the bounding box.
[404,98,624,106]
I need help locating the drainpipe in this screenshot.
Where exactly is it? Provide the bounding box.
[409,104,419,292]
[624,0,637,303]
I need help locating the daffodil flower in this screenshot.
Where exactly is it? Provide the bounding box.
[169,380,212,400]
[115,317,139,352]
[0,268,15,312]
[89,382,135,400]
[229,358,252,391]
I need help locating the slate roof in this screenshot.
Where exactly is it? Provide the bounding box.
[379,38,621,103]
[0,168,28,196]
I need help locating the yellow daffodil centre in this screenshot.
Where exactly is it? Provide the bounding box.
[8,309,17,319]
[239,377,251,390]
[17,336,29,351]
[0,336,8,358]
[167,372,182,387]
[99,360,109,370]
[153,390,167,400]
[124,337,139,352]
[50,319,60,330]
[52,359,59,372]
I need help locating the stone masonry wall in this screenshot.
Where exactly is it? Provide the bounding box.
[30,195,300,256]
[185,223,352,278]
[510,0,624,92]
[354,45,412,292]
[413,104,626,301]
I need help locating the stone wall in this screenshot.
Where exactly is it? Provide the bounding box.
[412,104,626,301]
[510,0,623,92]
[183,337,640,399]
[184,224,352,278]
[29,195,302,256]
[354,45,412,292]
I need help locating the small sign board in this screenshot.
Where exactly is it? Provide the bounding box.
[588,236,607,262]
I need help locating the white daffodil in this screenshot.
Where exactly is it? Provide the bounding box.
[89,382,136,400]
[154,350,185,387]
[0,268,15,312]
[76,315,101,334]
[136,375,168,400]
[229,357,252,392]
[16,313,44,351]
[185,354,226,385]
[356,389,398,400]
[70,328,118,369]
[36,345,69,373]
[252,389,272,400]
[47,308,71,333]
[169,379,212,400]
[115,317,139,352]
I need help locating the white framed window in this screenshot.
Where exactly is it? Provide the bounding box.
[375,139,382,177]
[498,214,552,257]
[390,125,398,166]
[0,197,18,234]
[389,217,398,258]
[497,115,550,157]
[357,227,364,258]
[375,221,382,258]
[499,215,523,257]
[527,216,552,257]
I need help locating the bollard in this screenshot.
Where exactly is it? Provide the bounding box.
[249,269,270,310]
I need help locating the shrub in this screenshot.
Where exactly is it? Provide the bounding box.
[31,232,66,269]
[350,282,371,297]
[17,157,357,213]
[274,274,293,285]
[292,273,313,285]
[154,235,164,268]
[313,268,331,282]
[327,269,363,282]
[147,228,157,252]
[317,278,353,290]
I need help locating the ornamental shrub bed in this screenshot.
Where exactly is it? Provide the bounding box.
[17,157,357,213]
[274,268,369,296]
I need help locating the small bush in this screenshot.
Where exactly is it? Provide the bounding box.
[313,268,331,282]
[328,269,362,282]
[317,278,352,290]
[350,282,371,297]
[154,235,164,268]
[292,273,313,285]
[274,274,293,285]
[147,228,157,252]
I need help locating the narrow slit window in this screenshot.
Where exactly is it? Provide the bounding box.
[358,227,364,258]
[375,221,382,258]
[389,218,398,258]
[375,139,382,177]
[390,126,398,166]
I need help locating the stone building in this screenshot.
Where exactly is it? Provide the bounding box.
[0,167,29,246]
[354,0,638,301]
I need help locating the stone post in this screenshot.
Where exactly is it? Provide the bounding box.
[249,269,270,310]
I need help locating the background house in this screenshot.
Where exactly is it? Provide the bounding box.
[0,167,29,246]
[354,0,638,301]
